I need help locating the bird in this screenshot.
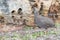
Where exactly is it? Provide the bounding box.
[33,6,55,29]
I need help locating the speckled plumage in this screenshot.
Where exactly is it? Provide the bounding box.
[33,7,55,29]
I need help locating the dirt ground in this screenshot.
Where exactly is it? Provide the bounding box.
[0,23,60,40]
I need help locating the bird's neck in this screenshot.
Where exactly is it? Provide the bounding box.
[33,7,39,16]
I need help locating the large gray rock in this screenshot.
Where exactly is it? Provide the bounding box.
[0,0,32,15]
[0,0,33,24]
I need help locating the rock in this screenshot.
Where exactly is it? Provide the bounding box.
[26,15,35,27]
